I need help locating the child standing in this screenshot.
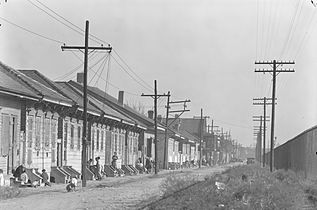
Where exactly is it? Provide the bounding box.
[41,169,51,186]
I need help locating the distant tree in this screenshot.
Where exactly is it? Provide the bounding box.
[126,100,146,115]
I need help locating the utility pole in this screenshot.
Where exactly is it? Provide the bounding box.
[253,116,262,163]
[208,120,219,166]
[253,97,274,167]
[142,80,169,174]
[199,108,203,168]
[253,115,269,164]
[255,60,295,172]
[194,110,209,168]
[163,95,190,169]
[61,21,112,187]
[163,91,170,170]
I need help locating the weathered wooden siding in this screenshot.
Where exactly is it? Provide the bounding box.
[0,94,21,174]
[265,126,317,179]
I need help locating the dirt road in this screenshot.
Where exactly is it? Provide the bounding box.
[0,165,230,210]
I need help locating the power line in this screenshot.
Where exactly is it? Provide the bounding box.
[0,16,64,44]
[26,0,84,37]
[105,53,111,93]
[110,53,153,92]
[88,65,142,97]
[33,0,110,45]
[293,7,317,60]
[280,0,303,58]
[94,55,109,87]
[113,49,153,90]
[26,0,152,94]
[89,54,109,86]
[53,50,99,81]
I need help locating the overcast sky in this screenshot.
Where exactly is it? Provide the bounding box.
[1,0,317,147]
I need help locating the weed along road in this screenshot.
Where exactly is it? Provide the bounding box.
[0,165,231,210]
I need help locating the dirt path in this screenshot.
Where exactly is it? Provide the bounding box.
[0,165,230,210]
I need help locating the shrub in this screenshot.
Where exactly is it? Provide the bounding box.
[160,173,199,197]
[149,165,308,210]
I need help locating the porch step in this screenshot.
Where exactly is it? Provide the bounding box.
[128,165,139,175]
[50,166,68,184]
[25,168,42,185]
[84,166,95,180]
[104,165,118,177]
[62,166,81,179]
[121,165,134,176]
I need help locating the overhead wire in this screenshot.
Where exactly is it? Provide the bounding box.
[266,0,280,59]
[88,53,109,86]
[0,16,64,44]
[283,0,306,59]
[33,0,110,45]
[256,0,260,60]
[94,54,110,87]
[280,0,303,59]
[26,0,104,45]
[53,50,99,81]
[110,53,153,92]
[25,0,153,99]
[293,6,317,60]
[113,49,153,90]
[28,0,152,92]
[105,53,111,94]
[263,0,274,59]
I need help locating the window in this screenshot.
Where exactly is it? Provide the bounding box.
[27,116,33,149]
[96,129,100,151]
[70,124,74,149]
[91,129,95,151]
[77,126,81,150]
[51,119,57,148]
[44,118,50,149]
[114,133,118,153]
[35,117,41,151]
[100,130,104,151]
[64,122,68,149]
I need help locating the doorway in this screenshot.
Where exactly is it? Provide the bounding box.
[56,143,62,167]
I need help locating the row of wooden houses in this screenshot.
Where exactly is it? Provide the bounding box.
[0,61,200,184]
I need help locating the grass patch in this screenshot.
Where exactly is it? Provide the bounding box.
[0,186,20,200]
[159,172,200,197]
[146,165,312,210]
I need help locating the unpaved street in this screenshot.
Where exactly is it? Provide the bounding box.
[0,165,230,210]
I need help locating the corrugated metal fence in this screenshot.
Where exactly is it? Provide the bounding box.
[265,125,317,179]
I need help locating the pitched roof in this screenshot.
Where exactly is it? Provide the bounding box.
[17,70,73,106]
[54,82,102,115]
[68,80,158,130]
[55,82,135,124]
[0,62,39,99]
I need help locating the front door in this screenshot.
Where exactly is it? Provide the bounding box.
[5,115,18,174]
[56,143,62,167]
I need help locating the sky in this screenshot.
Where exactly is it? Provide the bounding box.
[1,0,317,147]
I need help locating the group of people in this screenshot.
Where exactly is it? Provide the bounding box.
[136,156,154,173]
[12,164,51,187]
[87,156,104,180]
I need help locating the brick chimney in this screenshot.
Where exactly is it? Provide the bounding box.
[148,110,154,119]
[77,72,84,84]
[118,91,124,105]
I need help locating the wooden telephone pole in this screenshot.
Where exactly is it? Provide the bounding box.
[255,60,295,172]
[61,21,112,187]
[163,94,190,169]
[253,97,274,167]
[142,80,169,174]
